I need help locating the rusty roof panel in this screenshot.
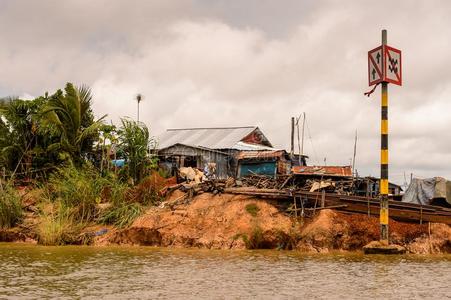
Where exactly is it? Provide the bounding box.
[236,150,286,160]
[292,165,352,177]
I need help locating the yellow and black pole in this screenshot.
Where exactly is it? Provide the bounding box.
[380,29,389,243]
[365,29,402,252]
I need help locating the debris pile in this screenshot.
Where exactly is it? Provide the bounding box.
[224,174,357,195]
[240,174,290,189]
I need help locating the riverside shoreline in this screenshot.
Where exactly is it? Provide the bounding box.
[2,190,450,254]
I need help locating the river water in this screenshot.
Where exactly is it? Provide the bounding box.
[0,244,450,299]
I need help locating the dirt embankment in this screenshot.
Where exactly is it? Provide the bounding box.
[96,191,451,254]
[97,190,293,249]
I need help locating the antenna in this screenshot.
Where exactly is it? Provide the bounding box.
[295,112,306,165]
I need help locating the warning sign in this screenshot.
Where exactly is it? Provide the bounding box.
[368,46,383,86]
[384,45,402,86]
[368,45,402,86]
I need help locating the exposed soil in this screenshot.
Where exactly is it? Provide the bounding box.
[3,188,450,253]
[0,228,27,242]
[97,191,451,254]
[297,209,450,253]
[98,190,293,249]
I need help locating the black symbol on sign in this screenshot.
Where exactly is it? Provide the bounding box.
[376,52,381,64]
[389,57,398,73]
[372,68,376,80]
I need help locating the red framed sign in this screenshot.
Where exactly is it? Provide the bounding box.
[368,45,402,86]
[384,45,402,85]
[368,46,383,86]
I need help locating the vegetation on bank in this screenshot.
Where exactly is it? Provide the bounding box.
[0,83,163,245]
[0,184,22,229]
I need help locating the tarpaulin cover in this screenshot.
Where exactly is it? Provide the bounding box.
[402,177,451,205]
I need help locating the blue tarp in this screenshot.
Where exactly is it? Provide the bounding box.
[111,159,126,168]
[239,161,276,178]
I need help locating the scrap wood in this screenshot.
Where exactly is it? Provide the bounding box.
[303,205,348,211]
[279,175,293,189]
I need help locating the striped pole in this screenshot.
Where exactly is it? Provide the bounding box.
[380,29,389,243]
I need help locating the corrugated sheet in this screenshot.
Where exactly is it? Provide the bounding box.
[292,165,352,177]
[236,150,285,160]
[157,126,265,150]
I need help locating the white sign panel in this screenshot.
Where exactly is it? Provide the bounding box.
[368,46,383,86]
[385,46,402,85]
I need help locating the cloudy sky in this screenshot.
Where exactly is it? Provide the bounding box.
[1,0,451,184]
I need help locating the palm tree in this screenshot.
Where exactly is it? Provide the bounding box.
[136,94,143,122]
[41,83,106,165]
[117,118,156,183]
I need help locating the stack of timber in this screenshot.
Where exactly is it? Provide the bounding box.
[224,187,451,225]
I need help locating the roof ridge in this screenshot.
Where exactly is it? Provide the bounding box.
[167,126,256,131]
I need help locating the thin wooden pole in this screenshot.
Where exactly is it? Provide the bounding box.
[300,112,306,158]
[290,117,295,157]
[366,178,370,217]
[293,195,298,220]
[352,130,357,176]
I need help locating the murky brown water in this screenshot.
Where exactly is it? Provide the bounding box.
[0,243,450,299]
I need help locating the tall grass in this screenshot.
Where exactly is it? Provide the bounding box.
[36,165,163,243]
[36,202,80,245]
[98,182,143,228]
[99,202,143,228]
[36,165,107,245]
[47,165,108,223]
[0,183,22,229]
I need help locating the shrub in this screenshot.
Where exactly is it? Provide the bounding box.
[0,184,22,229]
[36,202,81,245]
[47,165,108,223]
[99,180,144,228]
[245,203,260,217]
[234,226,265,249]
[99,202,143,228]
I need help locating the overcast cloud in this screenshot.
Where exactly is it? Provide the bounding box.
[1,0,451,184]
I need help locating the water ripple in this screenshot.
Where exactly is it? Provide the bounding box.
[0,244,450,299]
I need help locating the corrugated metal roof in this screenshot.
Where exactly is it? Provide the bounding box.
[292,165,352,177]
[157,143,230,155]
[233,141,277,151]
[158,126,268,150]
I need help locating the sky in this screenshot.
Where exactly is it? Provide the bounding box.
[1,0,451,185]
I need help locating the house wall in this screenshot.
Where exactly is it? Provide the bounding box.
[238,161,277,178]
[158,145,230,179]
[277,157,291,175]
